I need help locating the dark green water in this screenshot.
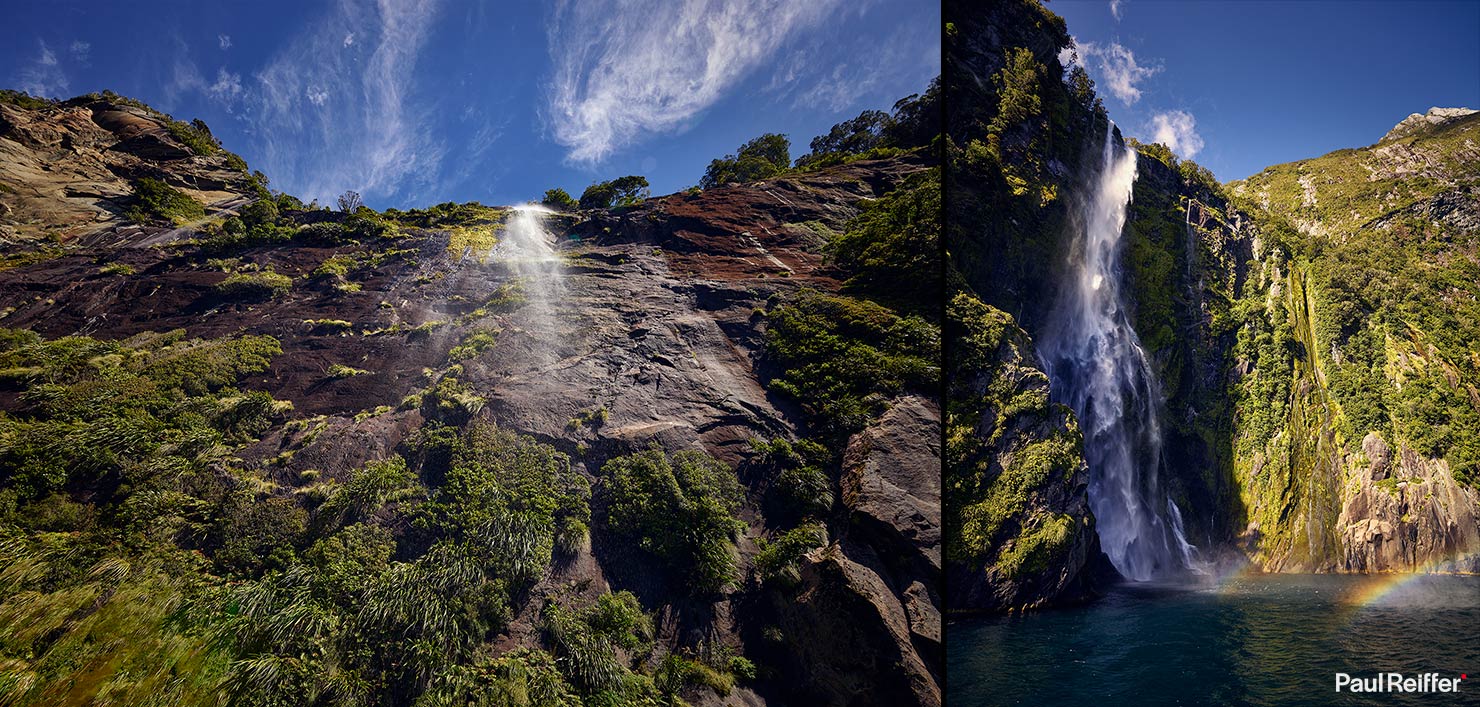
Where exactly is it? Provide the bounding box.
[948,573,1480,706]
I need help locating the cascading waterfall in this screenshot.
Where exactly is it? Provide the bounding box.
[495,204,565,361]
[1039,122,1198,581]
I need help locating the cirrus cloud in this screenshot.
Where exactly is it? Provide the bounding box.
[545,0,840,164]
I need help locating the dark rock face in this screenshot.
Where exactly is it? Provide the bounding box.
[944,296,1113,613]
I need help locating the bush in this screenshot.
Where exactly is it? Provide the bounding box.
[796,111,889,168]
[700,133,791,189]
[764,290,940,439]
[829,168,941,310]
[602,448,745,593]
[216,270,293,299]
[542,188,577,210]
[164,118,221,156]
[579,176,649,209]
[238,199,279,228]
[126,178,205,225]
[426,423,591,587]
[750,437,833,517]
[753,521,826,587]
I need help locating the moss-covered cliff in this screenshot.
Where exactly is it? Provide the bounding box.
[947,0,1480,611]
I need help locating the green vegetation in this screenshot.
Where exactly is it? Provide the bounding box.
[216,270,293,299]
[448,329,498,362]
[579,176,650,209]
[829,168,941,311]
[764,290,938,440]
[99,262,136,275]
[753,521,826,587]
[601,448,745,594]
[700,133,791,189]
[943,292,1087,580]
[304,318,354,334]
[326,363,370,378]
[1227,113,1480,486]
[0,88,53,110]
[542,188,577,209]
[748,437,832,518]
[164,117,221,156]
[0,323,753,705]
[126,177,205,225]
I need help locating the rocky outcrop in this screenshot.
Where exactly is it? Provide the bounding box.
[944,294,1111,612]
[1338,432,1480,572]
[0,96,254,245]
[771,541,941,707]
[1381,106,1477,143]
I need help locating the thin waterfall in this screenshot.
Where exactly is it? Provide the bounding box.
[1039,122,1198,581]
[495,204,565,364]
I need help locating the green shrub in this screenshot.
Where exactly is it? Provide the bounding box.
[426,423,591,587]
[326,363,370,379]
[579,176,649,209]
[238,199,279,228]
[448,329,498,362]
[602,448,745,593]
[542,188,577,209]
[126,178,204,225]
[655,654,733,697]
[216,270,293,299]
[99,262,136,275]
[728,656,757,682]
[764,290,939,439]
[753,521,826,587]
[829,168,941,310]
[164,118,221,155]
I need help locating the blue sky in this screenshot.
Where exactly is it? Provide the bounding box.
[1054,0,1480,181]
[3,0,939,209]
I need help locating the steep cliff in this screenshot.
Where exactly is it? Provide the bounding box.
[944,293,1109,611]
[0,92,941,706]
[1220,109,1480,572]
[947,0,1480,614]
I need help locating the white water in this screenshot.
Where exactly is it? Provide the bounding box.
[1039,122,1198,581]
[495,204,565,363]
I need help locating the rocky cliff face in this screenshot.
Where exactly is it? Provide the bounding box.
[0,93,940,706]
[944,293,1110,612]
[0,93,257,247]
[1217,111,1480,572]
[948,0,1480,613]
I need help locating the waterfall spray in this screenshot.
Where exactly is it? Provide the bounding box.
[1039,122,1198,581]
[496,204,565,363]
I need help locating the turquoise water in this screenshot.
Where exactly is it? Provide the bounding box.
[948,574,1480,706]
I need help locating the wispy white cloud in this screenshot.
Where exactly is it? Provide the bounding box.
[1110,0,1123,21]
[219,34,232,50]
[244,0,444,203]
[208,68,243,104]
[69,41,90,64]
[1147,110,1204,159]
[1073,39,1160,104]
[545,0,841,164]
[18,41,68,98]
